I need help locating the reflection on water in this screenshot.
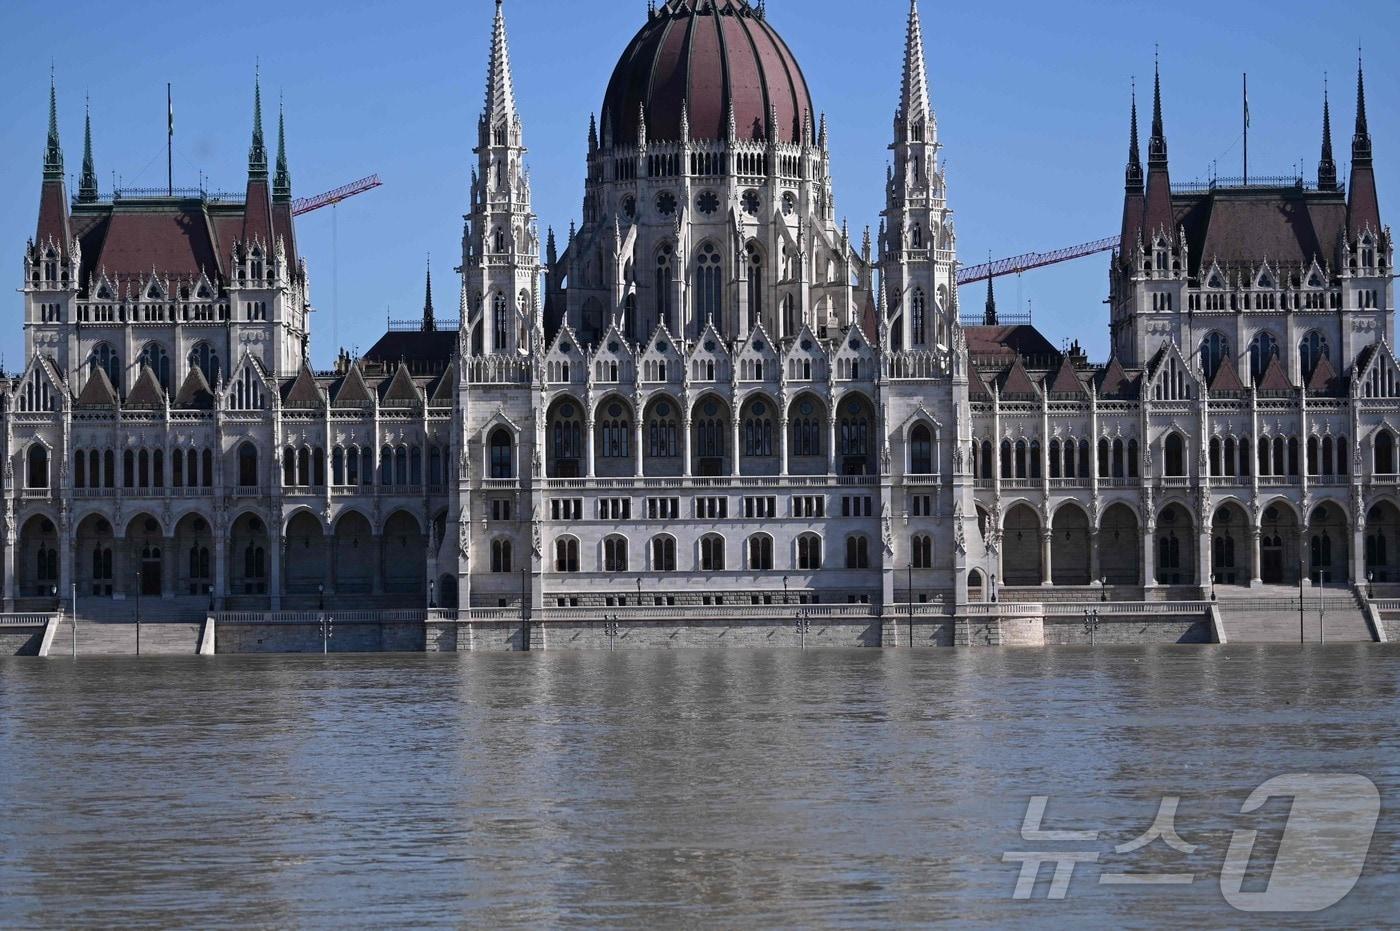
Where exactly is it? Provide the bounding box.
[0,646,1397,928]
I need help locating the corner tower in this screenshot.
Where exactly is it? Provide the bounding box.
[461,0,540,357]
[880,0,958,352]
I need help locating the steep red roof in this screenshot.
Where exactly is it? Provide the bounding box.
[125,366,165,407]
[76,366,118,407]
[963,324,1058,361]
[175,366,215,409]
[601,1,814,144]
[1174,186,1346,276]
[1047,357,1087,397]
[332,364,374,407]
[91,203,221,282]
[967,369,993,402]
[241,178,274,250]
[1095,357,1138,399]
[1256,355,1294,393]
[1208,354,1244,394]
[998,357,1040,400]
[36,180,71,255]
[1306,354,1342,396]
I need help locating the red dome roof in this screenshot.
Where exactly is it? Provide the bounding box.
[601,1,814,146]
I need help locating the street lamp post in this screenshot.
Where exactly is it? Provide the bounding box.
[1210,573,1217,603]
[71,582,77,658]
[135,570,142,656]
[1368,571,1374,600]
[319,583,328,654]
[1100,575,1109,603]
[782,575,789,605]
[635,577,642,607]
[429,579,436,610]
[908,563,914,648]
[1084,607,1101,646]
[1299,556,1306,644]
[991,573,998,603]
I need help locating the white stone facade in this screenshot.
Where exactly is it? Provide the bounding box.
[2,1,1395,619]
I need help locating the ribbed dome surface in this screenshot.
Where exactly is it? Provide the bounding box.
[601,0,814,145]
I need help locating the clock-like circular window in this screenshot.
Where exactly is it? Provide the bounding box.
[697,190,719,215]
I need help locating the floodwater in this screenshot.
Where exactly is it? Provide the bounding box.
[1,646,1398,929]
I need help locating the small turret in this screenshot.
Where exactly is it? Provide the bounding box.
[273,96,292,202]
[1318,78,1338,191]
[248,68,268,180]
[422,256,436,332]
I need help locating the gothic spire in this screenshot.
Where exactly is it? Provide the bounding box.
[1142,54,1175,243]
[43,72,63,181]
[78,96,99,202]
[1353,54,1372,163]
[422,256,436,332]
[1347,54,1381,234]
[1125,81,1143,192]
[483,0,519,134]
[984,267,998,326]
[1148,53,1167,164]
[1318,78,1338,191]
[897,0,931,134]
[273,95,291,201]
[248,68,268,179]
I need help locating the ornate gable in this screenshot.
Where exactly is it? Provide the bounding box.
[544,324,586,386]
[638,322,683,384]
[833,323,875,381]
[734,322,779,383]
[782,324,826,382]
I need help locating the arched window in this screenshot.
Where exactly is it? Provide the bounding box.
[782,293,797,338]
[1248,332,1278,381]
[140,342,171,390]
[910,424,933,474]
[26,444,49,489]
[910,289,926,345]
[188,341,221,386]
[797,534,822,570]
[1164,433,1186,477]
[695,242,723,326]
[555,537,579,573]
[743,401,774,458]
[912,534,933,569]
[700,534,726,571]
[1299,330,1330,381]
[603,536,629,572]
[911,222,923,248]
[1199,332,1229,381]
[492,294,509,351]
[237,442,259,487]
[89,342,121,386]
[652,536,676,571]
[493,227,506,253]
[845,535,870,569]
[489,429,513,478]
[748,534,773,570]
[745,242,764,330]
[491,539,512,573]
[655,243,674,332]
[1376,431,1396,475]
[599,402,632,459]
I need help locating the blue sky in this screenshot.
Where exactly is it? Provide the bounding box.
[1,0,1394,368]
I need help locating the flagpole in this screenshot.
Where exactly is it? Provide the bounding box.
[167,83,173,196]
[1243,73,1248,186]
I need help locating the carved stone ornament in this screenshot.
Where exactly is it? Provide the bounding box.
[881,503,894,557]
[457,519,470,563]
[952,501,967,555]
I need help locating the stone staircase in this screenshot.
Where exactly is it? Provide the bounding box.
[49,618,206,656]
[1214,586,1376,643]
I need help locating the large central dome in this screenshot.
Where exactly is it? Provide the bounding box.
[601,0,815,146]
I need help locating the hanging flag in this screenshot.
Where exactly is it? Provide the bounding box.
[168,84,174,137]
[1244,74,1250,129]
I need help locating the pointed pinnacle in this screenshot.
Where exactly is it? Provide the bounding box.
[44,72,63,179]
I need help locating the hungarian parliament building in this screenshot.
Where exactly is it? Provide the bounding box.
[1,0,1393,618]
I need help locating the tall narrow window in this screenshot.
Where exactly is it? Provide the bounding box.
[655,244,674,332]
[745,242,764,331]
[696,242,723,328]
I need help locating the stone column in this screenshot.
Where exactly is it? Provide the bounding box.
[371,533,384,595]
[634,417,644,478]
[1089,530,1101,587]
[59,518,74,608]
[827,414,837,475]
[323,531,336,597]
[3,527,17,612]
[269,534,283,611]
[1250,530,1263,587]
[1040,530,1054,586]
[730,415,741,477]
[779,417,789,475]
[681,417,692,478]
[584,419,596,478]
[1353,523,1368,587]
[213,533,227,609]
[1143,525,1157,587]
[162,534,176,599]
